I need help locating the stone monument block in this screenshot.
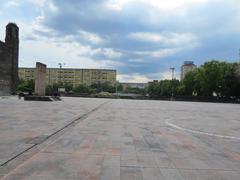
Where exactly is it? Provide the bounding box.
[35,62,46,96]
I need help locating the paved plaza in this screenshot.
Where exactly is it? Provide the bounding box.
[0,97,240,179]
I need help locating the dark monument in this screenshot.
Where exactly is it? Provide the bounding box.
[0,23,19,95]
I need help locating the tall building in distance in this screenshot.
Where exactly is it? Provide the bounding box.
[0,23,19,95]
[19,67,116,87]
[181,61,197,80]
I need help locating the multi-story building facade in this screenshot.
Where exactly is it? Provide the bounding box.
[19,68,116,87]
[180,61,197,80]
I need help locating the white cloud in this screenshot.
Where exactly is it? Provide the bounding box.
[19,28,107,69]
[25,0,47,6]
[105,0,127,11]
[147,0,208,10]
[101,60,125,68]
[4,1,20,7]
[117,70,181,83]
[128,32,164,42]
[20,39,94,68]
[106,0,208,11]
[135,48,179,58]
[91,48,123,59]
[48,1,58,12]
[18,21,122,69]
[77,30,104,45]
[118,73,151,83]
[149,70,180,80]
[129,32,199,58]
[128,59,146,63]
[128,32,197,46]
[16,18,122,68]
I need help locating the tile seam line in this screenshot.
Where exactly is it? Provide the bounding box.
[0,100,111,179]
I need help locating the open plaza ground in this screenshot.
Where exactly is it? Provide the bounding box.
[0,97,240,180]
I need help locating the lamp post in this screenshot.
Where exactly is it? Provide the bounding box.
[58,63,62,84]
[58,63,65,85]
[170,67,175,99]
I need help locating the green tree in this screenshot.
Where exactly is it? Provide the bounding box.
[159,80,172,96]
[197,60,231,96]
[101,82,115,93]
[147,81,160,97]
[221,63,240,98]
[159,79,180,96]
[73,84,92,94]
[175,84,185,96]
[91,82,115,93]
[147,79,180,97]
[46,82,62,95]
[124,86,146,95]
[17,79,34,92]
[116,84,123,92]
[181,60,240,98]
[64,82,73,93]
[181,70,200,96]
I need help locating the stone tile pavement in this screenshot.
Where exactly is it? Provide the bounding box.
[0,97,240,179]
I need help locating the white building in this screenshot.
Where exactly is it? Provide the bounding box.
[181,61,197,80]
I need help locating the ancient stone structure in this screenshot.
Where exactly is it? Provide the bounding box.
[35,62,47,96]
[0,23,19,95]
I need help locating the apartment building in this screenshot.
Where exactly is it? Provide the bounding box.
[19,68,117,87]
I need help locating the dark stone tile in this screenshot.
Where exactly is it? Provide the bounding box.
[120,167,143,180]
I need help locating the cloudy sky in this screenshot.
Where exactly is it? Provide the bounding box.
[0,0,240,82]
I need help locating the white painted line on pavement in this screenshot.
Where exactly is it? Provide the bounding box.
[165,119,240,141]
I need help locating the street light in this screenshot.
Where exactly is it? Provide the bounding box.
[58,63,62,84]
[170,67,175,98]
[58,63,65,84]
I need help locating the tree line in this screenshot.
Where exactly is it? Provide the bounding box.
[148,60,240,98]
[17,60,240,99]
[17,81,118,95]
[17,80,145,95]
